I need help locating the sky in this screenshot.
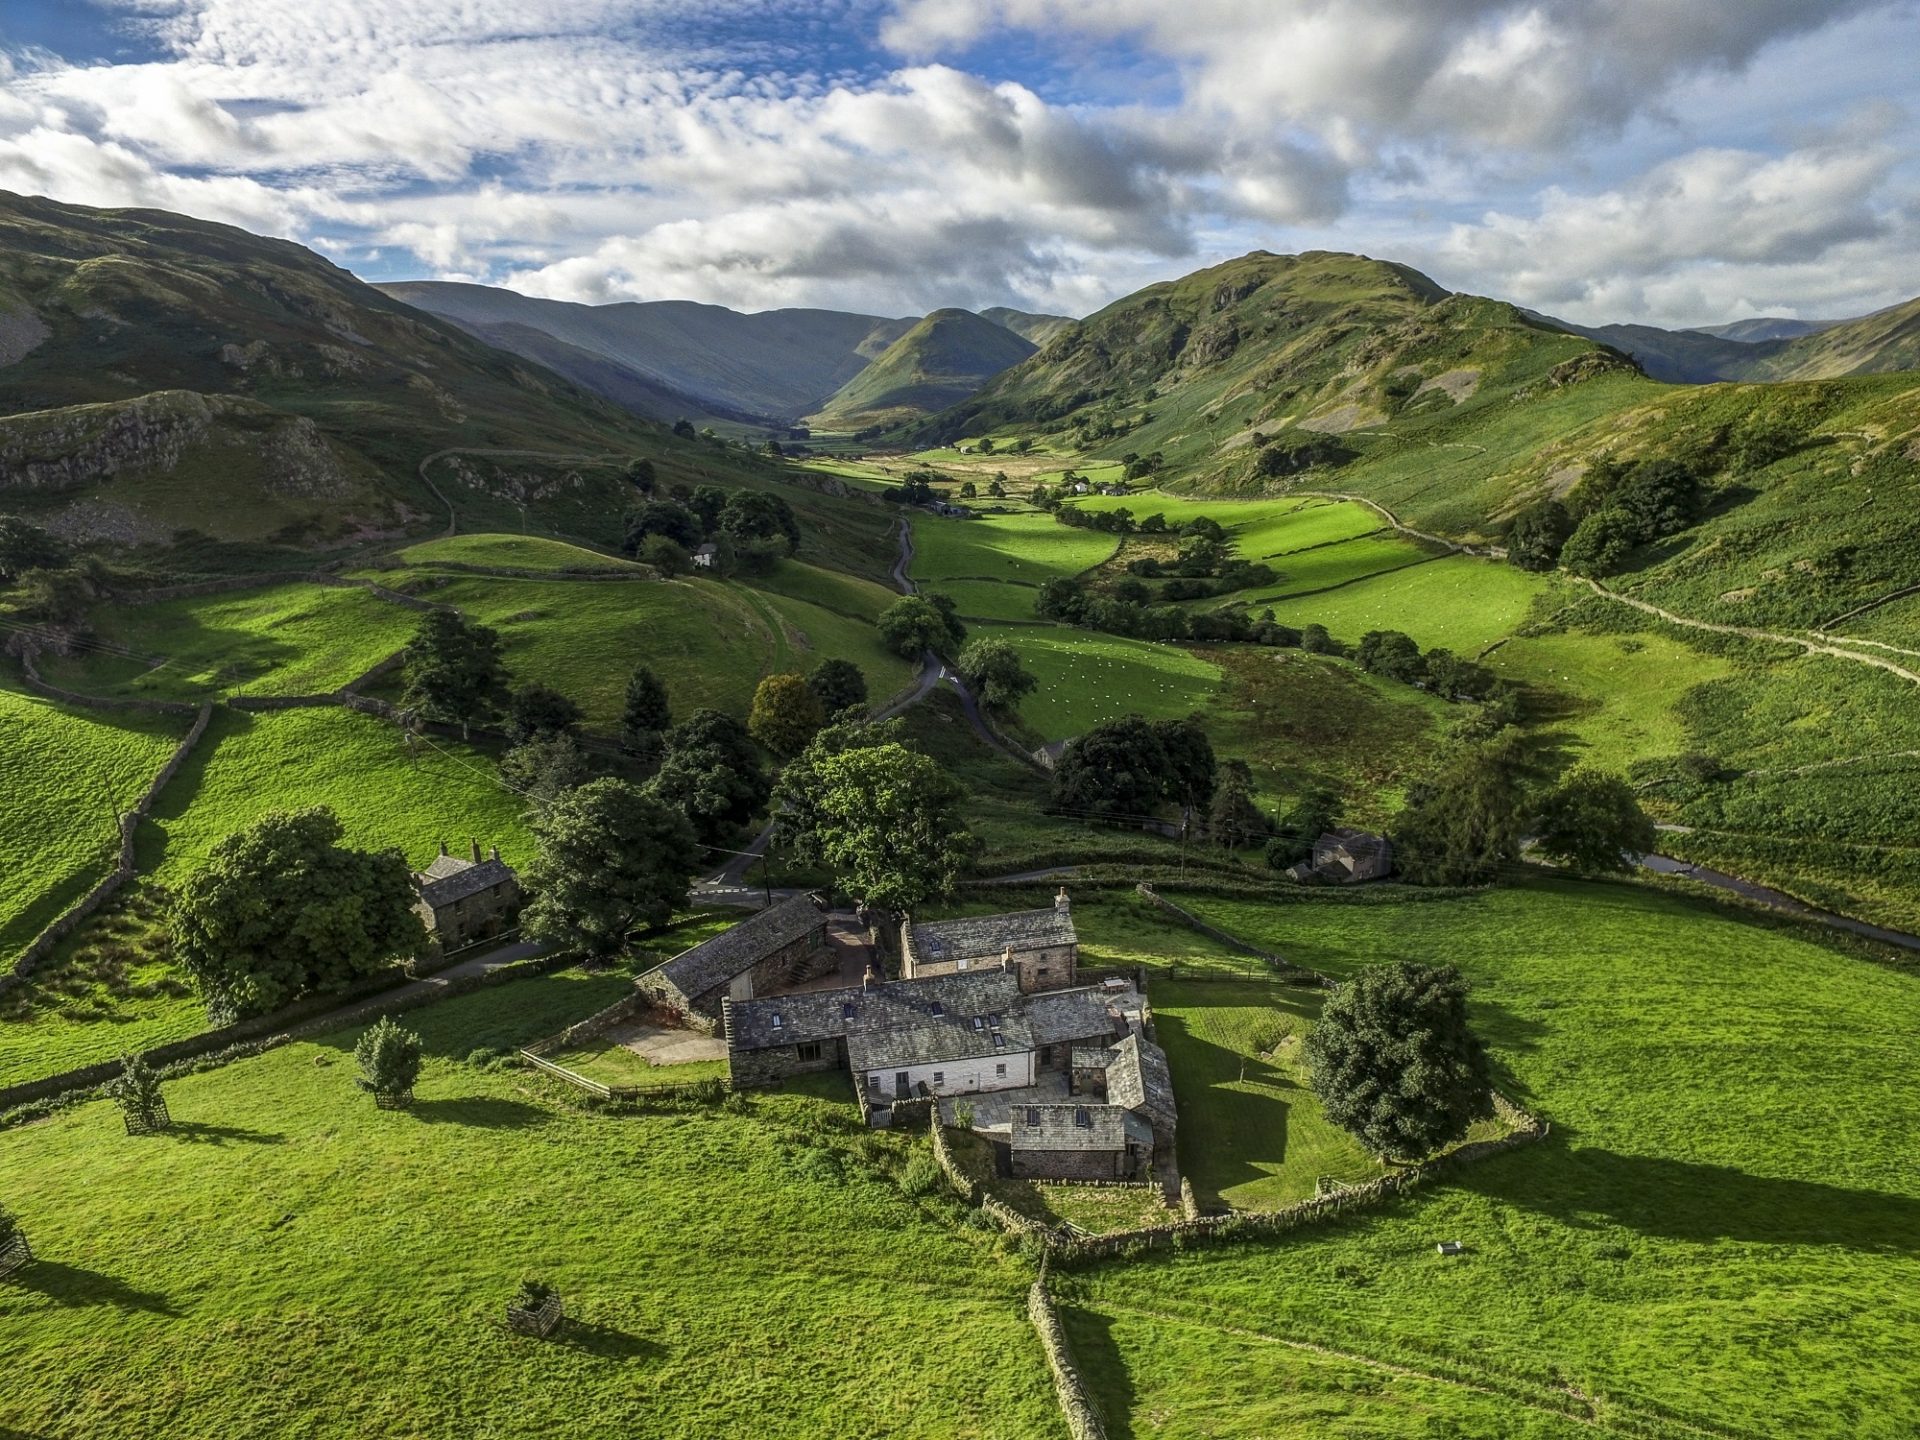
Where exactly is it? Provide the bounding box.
[0,0,1915,327]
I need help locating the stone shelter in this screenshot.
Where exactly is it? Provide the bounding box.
[412,841,521,952]
[901,889,1078,992]
[635,892,830,1031]
[1288,828,1394,884]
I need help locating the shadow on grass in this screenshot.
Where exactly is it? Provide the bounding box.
[1497,1147,1920,1255]
[1059,1306,1139,1440]
[7,1261,181,1316]
[157,1121,285,1146]
[554,1319,664,1363]
[409,1096,550,1129]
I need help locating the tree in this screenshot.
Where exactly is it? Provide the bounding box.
[672,419,697,439]
[1391,734,1531,886]
[506,683,582,744]
[0,517,67,584]
[1036,577,1087,623]
[15,565,97,625]
[957,480,977,499]
[1559,507,1642,577]
[689,485,729,535]
[500,732,592,814]
[625,457,657,494]
[776,740,974,912]
[1049,715,1170,825]
[1355,630,1425,684]
[720,490,801,555]
[171,807,426,1021]
[621,665,673,754]
[1306,961,1493,1162]
[806,658,868,718]
[1208,760,1269,849]
[354,1016,423,1104]
[956,638,1036,713]
[748,672,826,757]
[1533,769,1656,874]
[638,533,692,576]
[1507,498,1571,572]
[622,499,701,553]
[1267,788,1340,867]
[1152,717,1218,812]
[1300,623,1341,656]
[647,708,771,845]
[521,778,698,959]
[107,1052,167,1128]
[877,594,964,659]
[401,610,508,739]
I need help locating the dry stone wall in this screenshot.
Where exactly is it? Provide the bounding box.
[1028,1276,1107,1440]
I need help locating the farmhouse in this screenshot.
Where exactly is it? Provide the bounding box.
[635,892,832,1031]
[691,543,720,569]
[901,888,1078,992]
[1289,828,1394,884]
[412,841,521,952]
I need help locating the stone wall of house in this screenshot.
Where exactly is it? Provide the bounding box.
[634,970,706,1029]
[1012,1147,1127,1182]
[724,1033,842,1088]
[744,922,830,996]
[424,883,522,951]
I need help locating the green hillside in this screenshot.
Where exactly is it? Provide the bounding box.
[1553,298,1920,383]
[978,306,1076,345]
[0,192,762,557]
[808,308,1037,431]
[1742,296,1920,381]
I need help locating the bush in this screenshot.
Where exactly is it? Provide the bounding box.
[354,1016,424,1100]
[107,1052,166,1120]
[900,1151,943,1198]
[513,1277,557,1311]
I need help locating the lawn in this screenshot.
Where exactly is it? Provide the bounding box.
[140,707,531,888]
[976,625,1221,741]
[0,973,1063,1439]
[1053,877,1920,1439]
[38,583,423,702]
[0,680,187,957]
[1256,553,1542,656]
[541,1037,730,1092]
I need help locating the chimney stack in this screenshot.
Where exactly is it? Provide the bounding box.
[490,845,501,863]
[1002,945,1013,972]
[439,839,449,857]
[1055,886,1071,912]
[471,837,483,863]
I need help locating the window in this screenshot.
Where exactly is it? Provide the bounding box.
[995,1063,1006,1078]
[1075,1107,1092,1128]
[1025,1107,1041,1126]
[1037,967,1048,980]
[992,1032,1006,1050]
[770,1013,783,1031]
[869,1073,881,1091]
[971,1017,984,1031]
[841,1002,856,1020]
[797,1041,822,1062]
[932,1072,944,1086]
[931,1002,945,1016]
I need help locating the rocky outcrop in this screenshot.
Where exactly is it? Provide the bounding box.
[0,300,50,369]
[0,391,217,492]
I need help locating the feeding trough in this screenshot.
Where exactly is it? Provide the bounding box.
[1435,1240,1466,1256]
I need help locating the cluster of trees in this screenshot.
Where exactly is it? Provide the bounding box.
[878,593,966,659]
[1048,714,1217,826]
[0,515,111,630]
[620,485,801,576]
[1507,457,1705,577]
[1343,629,1509,708]
[1037,575,1300,646]
[1251,430,1355,477]
[879,471,942,507]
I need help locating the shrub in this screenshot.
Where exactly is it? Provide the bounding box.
[107,1053,166,1120]
[354,1017,424,1100]
[513,1277,557,1311]
[900,1151,943,1198]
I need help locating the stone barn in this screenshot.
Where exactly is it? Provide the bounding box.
[1305,829,1394,883]
[902,889,1078,993]
[635,893,830,1031]
[412,841,521,952]
[1010,1103,1136,1180]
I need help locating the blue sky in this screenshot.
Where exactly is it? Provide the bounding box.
[1,1,1916,326]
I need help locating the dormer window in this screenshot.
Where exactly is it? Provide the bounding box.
[971,1017,983,1031]
[1025,1107,1040,1126]
[1075,1107,1091,1128]
[992,1032,1006,1050]
[770,1013,783,1031]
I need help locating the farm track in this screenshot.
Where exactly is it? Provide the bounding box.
[1088,1301,1757,1440]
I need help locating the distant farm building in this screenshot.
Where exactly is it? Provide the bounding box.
[691,543,720,569]
[413,841,521,951]
[1289,828,1394,884]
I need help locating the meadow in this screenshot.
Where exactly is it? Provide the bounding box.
[1258,553,1542,656]
[394,533,643,572]
[1053,877,1920,1439]
[910,511,1117,621]
[968,624,1221,741]
[0,681,186,956]
[1071,493,1381,561]
[37,582,422,702]
[0,974,1063,1440]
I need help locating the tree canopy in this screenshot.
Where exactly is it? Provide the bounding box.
[1049,714,1214,826]
[646,708,771,846]
[748,672,826,757]
[622,499,702,553]
[500,732,593,814]
[806,658,869,718]
[520,778,699,959]
[1533,769,1656,874]
[621,665,673,753]
[878,594,965,659]
[170,806,425,1021]
[354,1016,424,1100]
[1305,960,1493,1162]
[1391,733,1532,886]
[506,683,583,744]
[400,610,509,739]
[0,516,68,584]
[955,638,1036,713]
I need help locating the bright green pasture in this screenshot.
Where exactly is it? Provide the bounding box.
[0,680,185,956]
[909,511,1117,590]
[976,625,1220,740]
[1072,494,1381,561]
[1056,878,1920,1439]
[395,534,642,572]
[1238,534,1441,602]
[0,975,1061,1439]
[1258,554,1541,655]
[38,583,421,701]
[141,707,530,887]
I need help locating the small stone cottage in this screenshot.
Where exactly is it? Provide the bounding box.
[901,889,1078,993]
[412,841,521,952]
[1288,828,1394,884]
[635,892,830,1031]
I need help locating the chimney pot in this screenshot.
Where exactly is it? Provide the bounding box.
[439,840,449,857]
[1055,886,1071,911]
[490,845,501,863]
[471,837,483,863]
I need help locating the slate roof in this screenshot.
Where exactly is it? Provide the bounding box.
[847,1007,1035,1072]
[649,893,824,1002]
[1105,1032,1177,1133]
[726,968,1022,1053]
[1025,986,1122,1047]
[1010,1103,1127,1152]
[910,906,1076,964]
[1316,828,1392,863]
[414,856,517,909]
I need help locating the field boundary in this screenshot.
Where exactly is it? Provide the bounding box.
[1132,882,1332,984]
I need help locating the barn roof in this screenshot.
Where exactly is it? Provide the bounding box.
[414,856,517,909]
[909,906,1075,964]
[647,893,825,1002]
[726,968,1021,1053]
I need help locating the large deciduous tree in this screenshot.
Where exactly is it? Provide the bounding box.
[401,610,509,739]
[1049,714,1172,825]
[748,672,826,757]
[0,517,68,585]
[1391,733,1532,886]
[1533,769,1656,875]
[956,638,1036,714]
[806,658,869,718]
[1305,960,1493,1163]
[621,665,673,755]
[720,490,802,555]
[500,732,593,814]
[171,807,425,1022]
[646,708,771,846]
[520,778,698,959]
[878,594,965,659]
[506,683,583,744]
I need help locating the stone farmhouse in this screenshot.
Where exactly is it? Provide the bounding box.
[901,888,1078,993]
[412,841,521,952]
[635,892,832,1032]
[1288,828,1394,884]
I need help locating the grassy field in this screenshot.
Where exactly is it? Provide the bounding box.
[140,708,530,887]
[974,625,1220,742]
[1237,534,1445,604]
[0,973,1063,1439]
[37,583,421,702]
[1052,877,1920,1438]
[1259,554,1542,656]
[1071,493,1382,561]
[542,1038,730,1091]
[910,511,1117,621]
[0,681,187,957]
[394,534,643,572]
